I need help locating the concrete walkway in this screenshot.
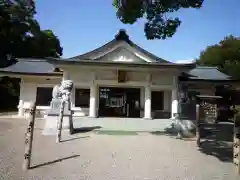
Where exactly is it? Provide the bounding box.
[0,117,237,180]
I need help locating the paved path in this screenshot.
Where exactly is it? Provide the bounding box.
[0,117,238,180]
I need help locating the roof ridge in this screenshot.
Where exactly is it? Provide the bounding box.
[65,29,170,63]
[115,29,130,42]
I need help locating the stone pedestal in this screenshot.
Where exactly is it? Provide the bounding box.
[42,99,73,135]
[172,119,196,138]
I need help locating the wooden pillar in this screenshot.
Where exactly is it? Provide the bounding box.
[23,102,36,170]
[196,103,201,146]
[56,100,65,143]
[233,108,240,174]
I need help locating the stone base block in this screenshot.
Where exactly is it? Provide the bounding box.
[42,115,72,135]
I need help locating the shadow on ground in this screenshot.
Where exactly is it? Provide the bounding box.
[71,126,102,134]
[198,140,233,162]
[198,123,233,162]
[60,136,90,142]
[151,122,233,162]
[30,154,80,169]
[150,124,195,137]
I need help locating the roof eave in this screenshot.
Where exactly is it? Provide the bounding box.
[180,78,239,82]
[0,71,62,77]
[46,57,195,70]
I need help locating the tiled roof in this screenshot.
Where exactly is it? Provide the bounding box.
[187,66,231,80]
[0,59,231,81]
[0,58,61,76]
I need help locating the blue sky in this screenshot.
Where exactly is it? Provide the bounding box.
[35,0,240,63]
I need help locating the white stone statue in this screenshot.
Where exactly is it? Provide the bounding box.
[52,80,73,102]
[44,80,74,136]
[58,80,73,102]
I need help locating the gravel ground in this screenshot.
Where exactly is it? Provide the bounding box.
[0,117,238,180]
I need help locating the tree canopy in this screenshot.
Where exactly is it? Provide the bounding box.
[0,0,63,111]
[0,0,62,67]
[197,35,240,79]
[113,0,204,40]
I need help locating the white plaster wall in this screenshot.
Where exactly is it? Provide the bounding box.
[22,74,94,118]
[23,77,61,85]
[20,81,37,108]
[66,68,177,118]
[19,80,37,117]
[18,67,177,118]
[96,70,117,81]
[69,70,92,83]
[19,77,62,117]
[151,72,174,86]
[68,68,176,88]
[126,71,146,82]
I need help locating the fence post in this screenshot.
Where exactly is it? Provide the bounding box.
[196,103,201,146]
[56,100,65,143]
[233,108,240,174]
[22,102,36,170]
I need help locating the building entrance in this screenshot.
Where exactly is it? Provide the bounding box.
[98,87,141,118]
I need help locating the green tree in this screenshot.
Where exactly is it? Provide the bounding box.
[197,35,240,79]
[0,0,62,111]
[0,0,62,67]
[113,0,204,40]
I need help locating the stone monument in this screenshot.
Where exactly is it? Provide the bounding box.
[42,80,74,135]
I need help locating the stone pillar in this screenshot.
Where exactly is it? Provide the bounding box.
[89,84,97,118]
[89,72,97,118]
[18,79,24,117]
[171,88,178,119]
[18,100,24,117]
[144,85,152,119]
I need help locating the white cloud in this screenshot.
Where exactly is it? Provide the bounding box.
[175,59,194,64]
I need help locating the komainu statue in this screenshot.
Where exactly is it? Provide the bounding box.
[52,80,73,101]
[58,80,73,102]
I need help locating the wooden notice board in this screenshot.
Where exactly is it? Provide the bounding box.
[118,70,126,83]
